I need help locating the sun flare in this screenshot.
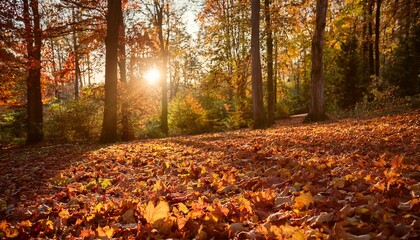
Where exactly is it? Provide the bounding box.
[145,68,160,85]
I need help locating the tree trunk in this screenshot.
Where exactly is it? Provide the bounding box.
[119,14,135,141]
[161,51,169,136]
[100,0,121,143]
[170,60,180,101]
[154,1,169,136]
[306,0,329,122]
[374,0,381,77]
[50,39,59,99]
[87,51,91,85]
[251,0,267,129]
[265,0,275,125]
[24,0,43,144]
[368,0,374,77]
[72,6,80,100]
[274,36,278,107]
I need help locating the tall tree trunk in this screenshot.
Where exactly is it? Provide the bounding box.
[50,39,59,99]
[119,14,135,141]
[72,7,80,100]
[24,0,43,144]
[265,0,275,125]
[154,1,169,136]
[251,0,267,129]
[161,51,169,136]
[306,0,329,122]
[87,52,91,85]
[361,0,369,86]
[368,0,374,77]
[374,0,381,77]
[170,60,180,101]
[273,36,278,107]
[100,0,121,143]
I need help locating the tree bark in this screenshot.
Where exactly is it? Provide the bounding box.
[154,1,169,136]
[374,0,381,77]
[273,36,278,107]
[306,0,329,122]
[265,0,275,125]
[100,0,121,143]
[161,51,169,136]
[119,14,135,141]
[50,39,60,99]
[72,6,80,100]
[251,0,267,129]
[368,0,374,77]
[24,0,43,144]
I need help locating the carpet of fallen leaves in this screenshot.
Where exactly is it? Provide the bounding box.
[0,110,419,239]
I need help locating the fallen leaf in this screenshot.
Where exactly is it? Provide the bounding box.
[122,208,136,223]
[267,212,290,223]
[97,226,114,239]
[306,212,332,227]
[58,209,70,219]
[331,222,372,240]
[144,200,170,225]
[293,191,314,210]
[229,223,247,237]
[274,196,292,208]
[178,202,189,214]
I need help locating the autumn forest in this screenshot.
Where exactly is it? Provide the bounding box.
[0,0,419,239]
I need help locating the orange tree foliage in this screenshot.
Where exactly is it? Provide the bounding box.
[0,110,419,238]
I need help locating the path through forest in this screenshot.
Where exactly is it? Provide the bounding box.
[0,110,419,239]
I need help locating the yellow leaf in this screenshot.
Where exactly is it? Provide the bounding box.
[356,207,370,214]
[153,179,164,192]
[178,203,189,214]
[99,178,112,189]
[270,225,283,237]
[144,201,170,225]
[45,220,54,231]
[164,161,170,169]
[59,209,70,219]
[86,213,95,222]
[177,215,189,230]
[204,212,219,222]
[94,203,104,212]
[97,226,114,239]
[293,191,314,210]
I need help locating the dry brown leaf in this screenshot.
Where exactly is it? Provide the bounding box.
[331,222,372,240]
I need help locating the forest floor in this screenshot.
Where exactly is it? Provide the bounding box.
[0,110,419,239]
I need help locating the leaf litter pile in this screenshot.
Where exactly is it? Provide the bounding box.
[1,111,419,239]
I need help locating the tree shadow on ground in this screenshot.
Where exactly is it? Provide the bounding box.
[0,143,101,221]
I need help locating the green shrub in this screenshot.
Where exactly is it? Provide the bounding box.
[223,98,253,129]
[169,94,211,135]
[0,107,26,144]
[44,93,102,142]
[138,116,166,139]
[330,87,417,119]
[198,95,229,132]
[275,102,290,118]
